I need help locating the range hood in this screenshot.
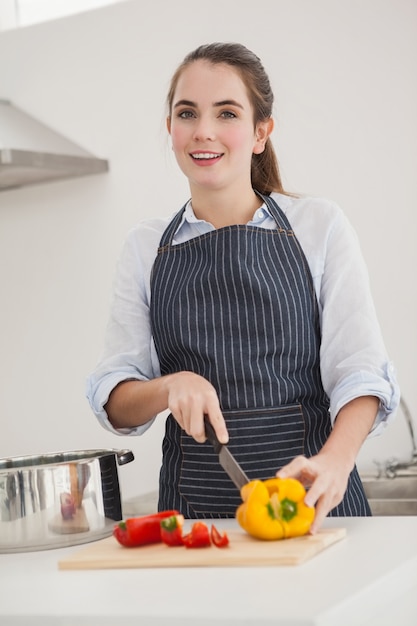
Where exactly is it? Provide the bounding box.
[0,99,109,191]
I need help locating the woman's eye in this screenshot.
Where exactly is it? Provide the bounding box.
[220,110,237,119]
[178,110,195,119]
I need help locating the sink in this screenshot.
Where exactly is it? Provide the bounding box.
[361,474,417,516]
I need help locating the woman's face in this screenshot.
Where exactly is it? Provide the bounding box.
[167,60,270,195]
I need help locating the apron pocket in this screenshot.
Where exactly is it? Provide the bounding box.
[178,404,305,517]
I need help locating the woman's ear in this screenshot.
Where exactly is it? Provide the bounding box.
[253,118,274,154]
[166,116,172,134]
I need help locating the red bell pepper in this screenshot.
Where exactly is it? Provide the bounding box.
[160,514,185,546]
[113,510,179,547]
[182,521,211,548]
[211,524,229,548]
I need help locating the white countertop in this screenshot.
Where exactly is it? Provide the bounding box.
[1,516,417,626]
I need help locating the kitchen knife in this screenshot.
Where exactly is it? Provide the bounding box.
[204,415,250,491]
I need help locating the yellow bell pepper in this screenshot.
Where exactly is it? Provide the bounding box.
[236,477,315,540]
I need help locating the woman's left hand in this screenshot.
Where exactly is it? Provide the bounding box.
[276,452,350,533]
[277,396,379,532]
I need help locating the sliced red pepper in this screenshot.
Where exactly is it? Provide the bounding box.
[160,514,185,546]
[113,510,179,547]
[211,524,229,548]
[182,521,211,548]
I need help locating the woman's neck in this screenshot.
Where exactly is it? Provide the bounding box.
[190,187,263,229]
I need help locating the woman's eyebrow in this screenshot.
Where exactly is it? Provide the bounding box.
[173,99,196,109]
[214,99,243,109]
[173,99,244,109]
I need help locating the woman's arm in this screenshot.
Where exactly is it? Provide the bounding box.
[87,223,164,434]
[105,372,229,444]
[277,395,379,532]
[285,194,399,435]
[316,204,397,430]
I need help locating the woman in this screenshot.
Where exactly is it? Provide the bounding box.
[87,42,399,532]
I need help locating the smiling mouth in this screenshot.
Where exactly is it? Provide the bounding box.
[190,152,223,161]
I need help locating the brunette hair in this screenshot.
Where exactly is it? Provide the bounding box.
[167,42,288,196]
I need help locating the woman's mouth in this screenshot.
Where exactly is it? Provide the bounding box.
[190,152,223,165]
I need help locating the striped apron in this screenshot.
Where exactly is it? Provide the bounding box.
[150,193,371,518]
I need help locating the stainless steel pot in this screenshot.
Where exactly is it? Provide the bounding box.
[0,448,134,553]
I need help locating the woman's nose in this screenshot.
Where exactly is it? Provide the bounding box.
[192,116,215,141]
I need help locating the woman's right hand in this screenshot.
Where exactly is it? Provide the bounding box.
[164,371,229,444]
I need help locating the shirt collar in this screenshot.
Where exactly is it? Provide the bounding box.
[181,199,273,227]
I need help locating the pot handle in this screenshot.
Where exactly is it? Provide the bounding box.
[116,449,135,465]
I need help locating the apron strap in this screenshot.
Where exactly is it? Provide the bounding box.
[255,192,294,233]
[158,203,188,248]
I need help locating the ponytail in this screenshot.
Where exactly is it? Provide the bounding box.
[252,138,285,195]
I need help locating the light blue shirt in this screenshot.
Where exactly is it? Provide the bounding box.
[86,192,399,437]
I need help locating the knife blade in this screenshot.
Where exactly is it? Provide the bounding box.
[204,415,249,491]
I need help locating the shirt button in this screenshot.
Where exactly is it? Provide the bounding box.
[256,209,265,219]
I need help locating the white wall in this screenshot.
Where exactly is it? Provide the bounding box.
[0,0,124,30]
[0,0,416,500]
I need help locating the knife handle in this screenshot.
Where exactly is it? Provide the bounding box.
[204,415,222,454]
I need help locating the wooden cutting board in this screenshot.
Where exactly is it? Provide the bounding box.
[58,527,346,569]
